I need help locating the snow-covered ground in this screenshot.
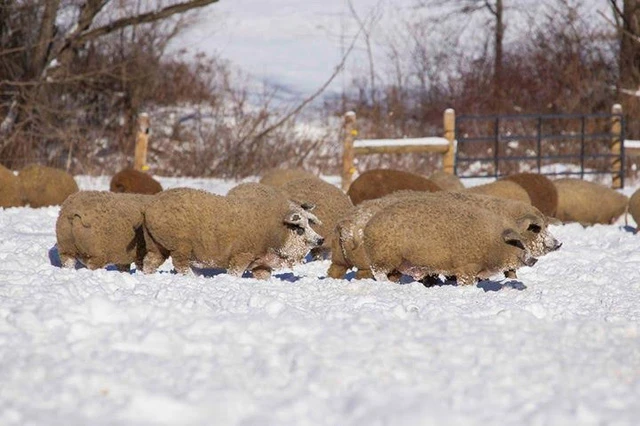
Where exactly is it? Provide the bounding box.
[1,175,639,425]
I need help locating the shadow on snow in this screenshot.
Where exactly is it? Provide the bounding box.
[50,244,525,289]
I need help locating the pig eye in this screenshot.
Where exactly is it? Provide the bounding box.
[286,223,307,235]
[527,224,542,234]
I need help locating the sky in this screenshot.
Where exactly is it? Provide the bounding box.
[171,0,614,98]
[0,174,639,424]
[173,0,420,96]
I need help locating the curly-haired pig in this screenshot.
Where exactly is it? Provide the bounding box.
[346,168,442,205]
[428,170,465,191]
[259,167,318,188]
[328,190,560,280]
[19,164,78,207]
[0,164,25,208]
[501,172,558,217]
[280,177,353,259]
[363,198,538,285]
[56,191,154,271]
[553,178,628,225]
[142,186,324,279]
[464,180,531,204]
[628,187,640,233]
[110,168,163,195]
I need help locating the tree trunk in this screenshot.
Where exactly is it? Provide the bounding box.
[493,0,504,104]
[31,0,61,79]
[619,0,640,90]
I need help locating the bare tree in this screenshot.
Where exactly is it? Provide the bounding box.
[346,0,385,106]
[0,0,219,151]
[609,0,640,92]
[415,0,505,103]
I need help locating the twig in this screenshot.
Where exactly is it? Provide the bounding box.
[250,26,364,144]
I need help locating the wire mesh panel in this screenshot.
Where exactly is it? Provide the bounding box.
[454,112,624,186]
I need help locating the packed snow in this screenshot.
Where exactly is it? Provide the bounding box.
[1,175,639,425]
[354,137,450,149]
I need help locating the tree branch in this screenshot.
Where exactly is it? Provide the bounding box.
[1,0,219,141]
[608,0,624,21]
[74,0,219,45]
[347,0,382,105]
[484,0,497,16]
[249,27,363,144]
[599,9,640,44]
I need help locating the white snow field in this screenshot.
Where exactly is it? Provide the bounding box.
[1,175,639,425]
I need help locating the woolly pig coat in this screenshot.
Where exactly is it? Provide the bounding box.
[259,167,318,188]
[56,191,154,271]
[281,177,353,259]
[328,196,402,279]
[553,178,628,225]
[110,168,163,195]
[0,164,25,208]
[328,190,559,280]
[363,198,536,285]
[428,170,465,191]
[464,180,531,204]
[143,186,322,278]
[19,164,78,207]
[628,188,640,232]
[501,172,558,217]
[442,191,560,258]
[347,168,442,205]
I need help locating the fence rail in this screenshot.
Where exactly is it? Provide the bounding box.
[341,110,456,191]
[341,104,633,189]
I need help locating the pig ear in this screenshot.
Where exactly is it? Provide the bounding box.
[287,199,315,211]
[284,211,303,225]
[307,208,322,226]
[502,229,526,251]
[517,215,542,234]
[300,202,315,211]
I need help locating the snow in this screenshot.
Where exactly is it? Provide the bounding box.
[174,0,386,94]
[1,175,639,425]
[354,137,450,149]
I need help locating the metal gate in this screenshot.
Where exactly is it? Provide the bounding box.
[454,112,625,187]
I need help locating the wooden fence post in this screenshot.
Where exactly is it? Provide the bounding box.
[443,108,456,174]
[342,111,357,191]
[611,104,623,189]
[134,113,150,171]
